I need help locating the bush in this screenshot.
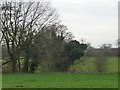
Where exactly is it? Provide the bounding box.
[94,51,108,74]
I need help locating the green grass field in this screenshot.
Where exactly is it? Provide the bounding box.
[69,56,118,73]
[2,73,118,88]
[2,56,118,88]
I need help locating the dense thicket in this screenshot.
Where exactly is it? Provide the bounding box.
[0,1,59,72]
[0,1,87,73]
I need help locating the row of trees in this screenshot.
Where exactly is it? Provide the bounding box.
[0,1,87,73]
[85,43,118,56]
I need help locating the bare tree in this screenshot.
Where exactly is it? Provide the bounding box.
[29,24,74,72]
[94,44,108,74]
[0,1,59,72]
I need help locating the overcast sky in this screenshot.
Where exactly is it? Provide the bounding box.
[1,0,118,47]
[50,0,118,48]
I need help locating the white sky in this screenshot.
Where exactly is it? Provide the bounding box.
[0,0,119,47]
[51,0,118,48]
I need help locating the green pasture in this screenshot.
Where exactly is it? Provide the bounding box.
[2,73,118,88]
[2,56,118,88]
[69,56,118,73]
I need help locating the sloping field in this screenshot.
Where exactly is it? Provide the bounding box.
[69,56,118,73]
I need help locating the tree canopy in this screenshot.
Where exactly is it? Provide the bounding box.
[0,1,88,73]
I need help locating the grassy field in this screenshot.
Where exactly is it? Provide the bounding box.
[69,56,118,73]
[0,74,2,88]
[2,56,118,88]
[2,73,118,88]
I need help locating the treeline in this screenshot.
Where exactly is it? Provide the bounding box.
[0,1,87,73]
[85,48,118,57]
[2,25,87,73]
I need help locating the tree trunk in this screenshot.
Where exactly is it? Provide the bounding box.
[23,51,30,73]
[11,56,17,73]
[23,58,29,73]
[29,62,36,73]
[18,59,21,71]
